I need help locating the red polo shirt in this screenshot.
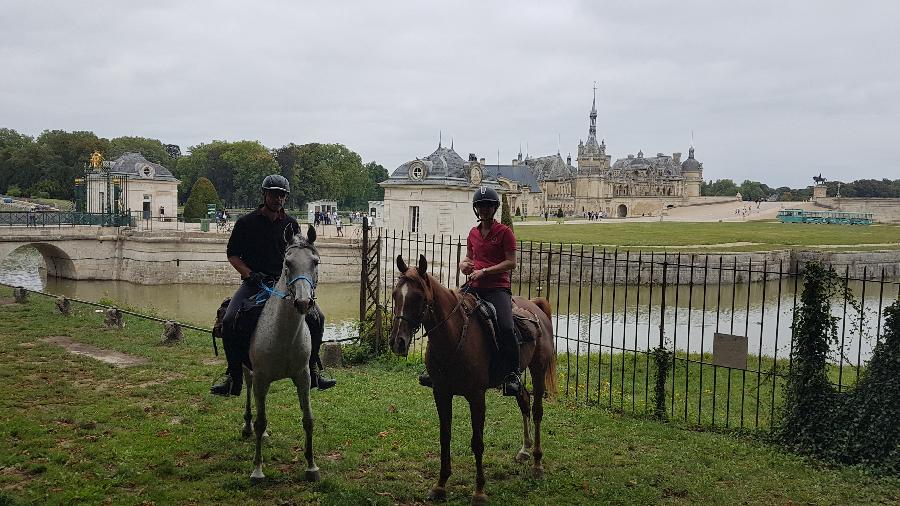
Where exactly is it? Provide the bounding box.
[466,220,516,289]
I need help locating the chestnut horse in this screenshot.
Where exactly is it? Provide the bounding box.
[390,255,557,503]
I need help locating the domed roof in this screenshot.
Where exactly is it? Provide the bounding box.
[681,147,702,172]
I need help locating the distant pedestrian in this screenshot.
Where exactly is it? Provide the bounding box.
[335,216,343,237]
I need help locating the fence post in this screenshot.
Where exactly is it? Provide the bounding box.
[653,260,669,420]
[359,217,368,340]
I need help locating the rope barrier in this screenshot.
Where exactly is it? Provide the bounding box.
[0,280,358,344]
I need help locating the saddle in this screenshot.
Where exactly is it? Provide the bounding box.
[470,296,541,350]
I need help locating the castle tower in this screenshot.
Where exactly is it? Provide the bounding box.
[680,146,703,198]
[576,85,611,175]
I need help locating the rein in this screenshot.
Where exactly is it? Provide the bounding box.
[261,274,317,301]
[395,281,473,357]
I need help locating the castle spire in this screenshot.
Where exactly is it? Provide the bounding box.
[589,82,598,138]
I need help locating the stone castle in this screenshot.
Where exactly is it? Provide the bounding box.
[380,92,720,237]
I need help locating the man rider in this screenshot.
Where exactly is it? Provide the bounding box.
[210,174,336,396]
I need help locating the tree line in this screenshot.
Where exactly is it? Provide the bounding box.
[701,178,900,202]
[0,128,389,211]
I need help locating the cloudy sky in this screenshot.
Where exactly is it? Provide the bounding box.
[1,1,897,187]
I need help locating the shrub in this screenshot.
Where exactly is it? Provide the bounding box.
[183,177,222,221]
[501,193,514,230]
[6,185,22,197]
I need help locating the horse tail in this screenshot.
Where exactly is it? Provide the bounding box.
[531,297,558,398]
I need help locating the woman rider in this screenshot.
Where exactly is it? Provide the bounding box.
[420,186,521,395]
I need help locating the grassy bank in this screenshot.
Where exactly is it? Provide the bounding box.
[1,290,898,504]
[513,222,900,251]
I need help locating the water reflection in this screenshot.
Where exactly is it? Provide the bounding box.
[4,245,898,361]
[0,246,359,341]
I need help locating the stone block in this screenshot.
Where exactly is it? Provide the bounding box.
[55,297,72,316]
[104,308,125,329]
[162,321,183,344]
[13,287,28,304]
[320,342,343,368]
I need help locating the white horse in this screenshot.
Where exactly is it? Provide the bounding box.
[241,224,321,482]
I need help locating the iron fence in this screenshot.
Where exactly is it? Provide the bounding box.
[364,228,900,430]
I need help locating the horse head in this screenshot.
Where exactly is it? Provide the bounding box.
[284,224,319,314]
[390,254,430,356]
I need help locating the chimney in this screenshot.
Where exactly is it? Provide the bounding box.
[673,152,681,164]
[479,157,485,165]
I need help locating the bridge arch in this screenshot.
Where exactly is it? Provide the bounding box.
[1,243,78,280]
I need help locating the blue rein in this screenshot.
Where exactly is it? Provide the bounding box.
[260,274,316,301]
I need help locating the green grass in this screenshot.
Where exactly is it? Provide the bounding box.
[1,289,898,505]
[514,222,900,251]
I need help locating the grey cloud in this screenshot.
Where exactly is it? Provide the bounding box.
[1,0,898,187]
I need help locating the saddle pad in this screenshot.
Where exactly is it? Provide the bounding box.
[512,305,540,343]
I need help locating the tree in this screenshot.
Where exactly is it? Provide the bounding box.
[108,136,174,168]
[222,141,279,208]
[275,143,370,210]
[501,193,514,230]
[364,161,389,202]
[738,180,772,202]
[164,144,182,160]
[5,184,22,197]
[35,130,108,200]
[701,179,739,197]
[183,177,222,221]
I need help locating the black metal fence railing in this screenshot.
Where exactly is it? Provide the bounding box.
[363,229,900,430]
[0,210,135,227]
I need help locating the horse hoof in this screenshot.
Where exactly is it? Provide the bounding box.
[250,469,265,482]
[515,450,531,463]
[305,469,321,482]
[262,430,270,439]
[427,486,446,501]
[241,428,253,439]
[531,466,544,479]
[471,492,488,505]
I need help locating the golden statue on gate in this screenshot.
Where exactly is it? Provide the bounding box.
[89,150,103,169]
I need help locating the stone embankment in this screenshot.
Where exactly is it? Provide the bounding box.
[1,227,897,285]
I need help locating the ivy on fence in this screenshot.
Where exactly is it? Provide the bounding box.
[778,262,900,473]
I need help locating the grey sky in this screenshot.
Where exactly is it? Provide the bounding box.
[2,0,897,187]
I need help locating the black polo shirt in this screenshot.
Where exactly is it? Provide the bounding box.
[226,207,300,277]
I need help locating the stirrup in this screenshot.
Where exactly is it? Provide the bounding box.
[501,373,522,396]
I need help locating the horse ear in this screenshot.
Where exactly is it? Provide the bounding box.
[306,224,316,244]
[417,254,428,278]
[396,255,407,273]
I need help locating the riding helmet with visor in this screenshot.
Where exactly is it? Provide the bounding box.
[261,174,291,194]
[472,186,501,219]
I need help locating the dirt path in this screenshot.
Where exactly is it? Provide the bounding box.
[41,336,148,367]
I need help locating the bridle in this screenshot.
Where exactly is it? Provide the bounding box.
[393,276,469,341]
[262,242,318,302]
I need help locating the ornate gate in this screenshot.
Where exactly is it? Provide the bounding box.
[359,220,382,351]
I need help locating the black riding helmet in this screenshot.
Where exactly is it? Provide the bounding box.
[261,174,291,194]
[472,186,501,219]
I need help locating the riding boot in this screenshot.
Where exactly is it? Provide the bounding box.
[418,370,433,388]
[501,339,522,397]
[210,368,242,396]
[310,370,337,390]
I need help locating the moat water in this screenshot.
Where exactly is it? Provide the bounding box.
[1,246,897,362]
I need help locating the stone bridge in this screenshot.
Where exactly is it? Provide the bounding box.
[0,227,361,284]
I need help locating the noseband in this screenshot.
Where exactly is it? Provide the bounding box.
[263,243,318,302]
[393,277,465,338]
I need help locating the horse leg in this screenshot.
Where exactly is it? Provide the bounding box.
[250,378,270,481]
[427,391,452,501]
[514,385,533,463]
[467,391,487,504]
[292,370,320,482]
[530,368,545,479]
[241,367,253,438]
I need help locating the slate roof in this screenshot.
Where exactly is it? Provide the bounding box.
[483,164,541,192]
[526,154,575,180]
[107,152,178,181]
[612,151,680,176]
[681,147,702,172]
[388,145,470,182]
